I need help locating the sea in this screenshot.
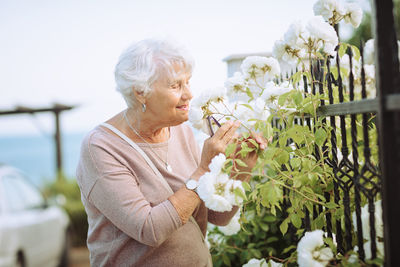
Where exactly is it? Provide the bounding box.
[0,128,207,188]
[0,132,86,187]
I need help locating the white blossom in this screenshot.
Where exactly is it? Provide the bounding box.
[261,81,293,109]
[297,230,333,267]
[343,3,363,28]
[226,72,249,102]
[313,0,345,23]
[224,179,245,206]
[352,200,384,259]
[241,56,281,82]
[197,154,246,212]
[273,39,302,67]
[242,258,267,267]
[306,16,339,55]
[218,209,241,236]
[267,260,283,267]
[197,172,233,212]
[364,39,375,65]
[209,153,227,174]
[232,101,258,127]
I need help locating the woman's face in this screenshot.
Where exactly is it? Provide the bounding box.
[144,69,193,127]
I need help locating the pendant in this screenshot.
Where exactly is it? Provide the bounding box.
[166,163,172,172]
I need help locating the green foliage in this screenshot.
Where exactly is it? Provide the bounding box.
[42,176,88,246]
[208,205,293,267]
[208,41,382,266]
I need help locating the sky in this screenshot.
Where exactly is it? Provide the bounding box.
[0,0,359,136]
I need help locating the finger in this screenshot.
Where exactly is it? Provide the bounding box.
[222,121,240,144]
[212,121,234,140]
[227,134,239,146]
[250,132,268,150]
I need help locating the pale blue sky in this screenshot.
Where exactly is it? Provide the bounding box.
[0,0,360,135]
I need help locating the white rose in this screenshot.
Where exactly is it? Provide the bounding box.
[306,16,338,55]
[241,56,281,82]
[197,172,233,212]
[242,258,268,267]
[224,179,245,206]
[297,230,333,267]
[218,209,241,236]
[313,0,345,22]
[209,153,227,175]
[343,3,363,28]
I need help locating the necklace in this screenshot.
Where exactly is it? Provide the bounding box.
[123,111,173,172]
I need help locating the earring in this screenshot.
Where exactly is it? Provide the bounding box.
[142,103,146,112]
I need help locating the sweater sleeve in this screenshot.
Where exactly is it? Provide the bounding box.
[79,133,182,247]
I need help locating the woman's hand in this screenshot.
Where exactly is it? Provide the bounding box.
[198,120,241,173]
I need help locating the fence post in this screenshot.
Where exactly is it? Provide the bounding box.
[372,0,400,266]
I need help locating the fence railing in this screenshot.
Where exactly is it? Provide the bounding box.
[274,0,400,264]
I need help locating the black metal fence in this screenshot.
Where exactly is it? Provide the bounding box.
[277,0,400,265]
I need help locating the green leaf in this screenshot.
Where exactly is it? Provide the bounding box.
[278,92,290,106]
[225,143,236,157]
[234,187,247,201]
[315,128,327,146]
[247,138,259,149]
[240,103,254,111]
[242,181,251,191]
[222,253,231,266]
[339,43,348,58]
[280,219,288,235]
[351,44,361,61]
[325,202,338,209]
[235,159,248,167]
[293,91,303,106]
[242,132,250,139]
[290,213,302,228]
[260,182,283,207]
[291,158,301,169]
[275,149,289,165]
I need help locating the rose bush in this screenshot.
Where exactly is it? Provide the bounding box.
[189,0,394,266]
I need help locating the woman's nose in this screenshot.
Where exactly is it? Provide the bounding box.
[182,84,193,100]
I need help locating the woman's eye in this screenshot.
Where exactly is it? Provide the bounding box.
[171,83,181,89]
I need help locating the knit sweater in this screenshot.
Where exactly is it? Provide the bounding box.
[76,123,237,266]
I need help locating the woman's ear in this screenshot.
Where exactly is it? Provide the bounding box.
[133,88,146,105]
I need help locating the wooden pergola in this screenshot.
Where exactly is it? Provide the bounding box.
[0,103,75,180]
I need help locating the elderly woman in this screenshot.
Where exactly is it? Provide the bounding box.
[76,39,266,266]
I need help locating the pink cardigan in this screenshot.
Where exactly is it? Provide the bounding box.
[76,123,237,266]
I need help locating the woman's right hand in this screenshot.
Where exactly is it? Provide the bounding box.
[198,120,241,173]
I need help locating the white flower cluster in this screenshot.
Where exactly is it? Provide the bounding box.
[190,55,286,134]
[242,258,282,267]
[352,200,384,260]
[313,0,363,27]
[241,56,281,85]
[189,87,228,134]
[297,230,333,267]
[273,16,338,69]
[197,154,245,212]
[217,209,241,236]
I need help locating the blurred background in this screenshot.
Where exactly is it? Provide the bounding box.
[1,0,394,266]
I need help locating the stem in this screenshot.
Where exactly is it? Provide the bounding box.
[210,102,253,132]
[238,170,326,206]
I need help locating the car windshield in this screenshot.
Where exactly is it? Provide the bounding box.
[2,173,45,212]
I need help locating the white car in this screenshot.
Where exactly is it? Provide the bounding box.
[0,165,70,267]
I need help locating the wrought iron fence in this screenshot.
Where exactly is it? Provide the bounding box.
[274,0,400,264]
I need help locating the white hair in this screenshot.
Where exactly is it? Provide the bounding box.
[114,38,194,109]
